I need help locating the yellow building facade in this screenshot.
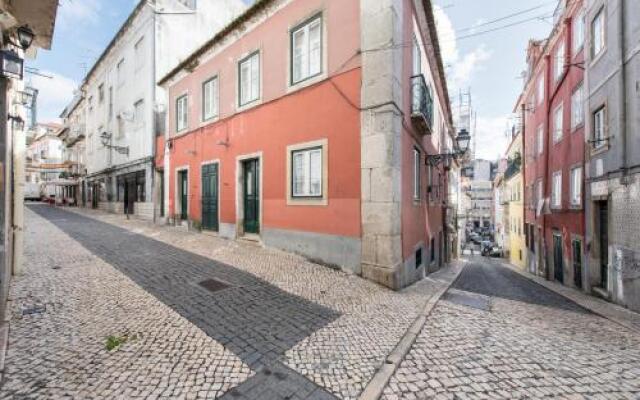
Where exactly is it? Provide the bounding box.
[504,132,526,269]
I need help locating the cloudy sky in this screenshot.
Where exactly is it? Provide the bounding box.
[29,0,554,161]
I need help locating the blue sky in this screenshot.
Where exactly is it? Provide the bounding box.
[30,0,555,160]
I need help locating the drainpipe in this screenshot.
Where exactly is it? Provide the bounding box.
[542,52,551,279]
[520,102,526,262]
[618,0,627,180]
[150,4,158,223]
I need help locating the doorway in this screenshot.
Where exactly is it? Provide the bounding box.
[242,158,260,234]
[553,232,563,283]
[178,170,188,220]
[572,239,582,289]
[201,163,219,231]
[597,201,609,289]
[91,182,99,209]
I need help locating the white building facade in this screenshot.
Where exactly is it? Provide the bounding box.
[81,0,245,218]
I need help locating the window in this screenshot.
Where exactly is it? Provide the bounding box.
[554,42,565,82]
[570,166,582,206]
[108,87,113,120]
[537,125,544,155]
[536,179,543,207]
[415,248,422,269]
[552,171,562,208]
[202,76,219,121]
[178,0,196,9]
[98,84,104,103]
[593,106,606,148]
[176,95,188,132]
[413,148,421,200]
[134,99,144,129]
[135,36,145,71]
[291,15,322,84]
[412,35,421,75]
[292,147,322,197]
[117,58,126,87]
[537,75,544,105]
[239,52,260,106]
[553,104,563,142]
[571,84,584,129]
[573,12,585,53]
[591,8,605,58]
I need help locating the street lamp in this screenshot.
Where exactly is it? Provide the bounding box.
[100,131,129,156]
[8,114,25,130]
[426,129,472,167]
[16,26,35,51]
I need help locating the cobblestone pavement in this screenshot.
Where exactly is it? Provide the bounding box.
[382,257,640,400]
[1,205,451,399]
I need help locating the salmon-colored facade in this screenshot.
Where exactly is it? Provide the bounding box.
[158,0,456,289]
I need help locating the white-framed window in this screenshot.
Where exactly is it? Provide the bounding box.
[591,8,605,59]
[98,84,104,103]
[536,179,543,207]
[554,42,565,82]
[570,166,582,206]
[553,104,563,142]
[108,87,113,120]
[537,75,544,105]
[552,171,562,208]
[593,105,606,148]
[176,94,188,132]
[292,147,322,197]
[134,36,145,71]
[117,58,126,87]
[571,83,584,129]
[537,125,544,155]
[239,52,260,106]
[573,12,585,54]
[134,99,144,129]
[202,76,219,121]
[412,35,421,75]
[413,148,421,200]
[291,14,322,85]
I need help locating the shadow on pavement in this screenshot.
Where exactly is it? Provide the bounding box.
[452,256,589,314]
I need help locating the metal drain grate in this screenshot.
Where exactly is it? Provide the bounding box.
[199,278,230,293]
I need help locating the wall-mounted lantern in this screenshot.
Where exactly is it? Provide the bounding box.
[100,131,129,156]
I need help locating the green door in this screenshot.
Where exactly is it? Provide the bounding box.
[243,159,260,234]
[201,164,219,231]
[179,170,188,220]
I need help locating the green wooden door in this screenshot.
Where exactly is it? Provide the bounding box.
[179,170,188,220]
[201,164,219,231]
[243,159,260,234]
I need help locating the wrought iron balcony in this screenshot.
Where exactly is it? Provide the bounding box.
[411,74,433,135]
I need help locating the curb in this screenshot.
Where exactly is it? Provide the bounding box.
[498,259,640,335]
[358,260,467,400]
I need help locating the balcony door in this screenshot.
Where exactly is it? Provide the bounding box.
[201,164,219,231]
[242,159,260,234]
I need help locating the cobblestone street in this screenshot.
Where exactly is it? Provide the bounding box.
[1,205,454,400]
[382,257,640,400]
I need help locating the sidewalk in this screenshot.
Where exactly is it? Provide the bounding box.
[499,258,640,334]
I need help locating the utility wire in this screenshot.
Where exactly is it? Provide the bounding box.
[453,1,558,34]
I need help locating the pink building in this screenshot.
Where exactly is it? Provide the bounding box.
[157,0,456,289]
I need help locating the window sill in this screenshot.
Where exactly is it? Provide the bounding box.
[286,197,328,206]
[590,144,609,157]
[237,98,262,113]
[287,71,327,95]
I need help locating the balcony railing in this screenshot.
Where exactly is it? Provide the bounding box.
[411,74,433,135]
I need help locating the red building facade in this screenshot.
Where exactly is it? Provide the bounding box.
[522,0,585,287]
[156,0,456,289]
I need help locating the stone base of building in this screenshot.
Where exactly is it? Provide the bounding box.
[261,228,361,274]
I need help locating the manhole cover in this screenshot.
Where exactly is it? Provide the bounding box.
[442,289,491,311]
[199,278,230,293]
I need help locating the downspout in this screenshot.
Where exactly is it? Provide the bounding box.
[151,4,157,223]
[520,102,526,259]
[618,0,627,180]
[542,53,551,279]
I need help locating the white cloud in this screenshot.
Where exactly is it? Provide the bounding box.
[474,115,512,161]
[29,71,78,123]
[433,6,492,93]
[57,0,102,29]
